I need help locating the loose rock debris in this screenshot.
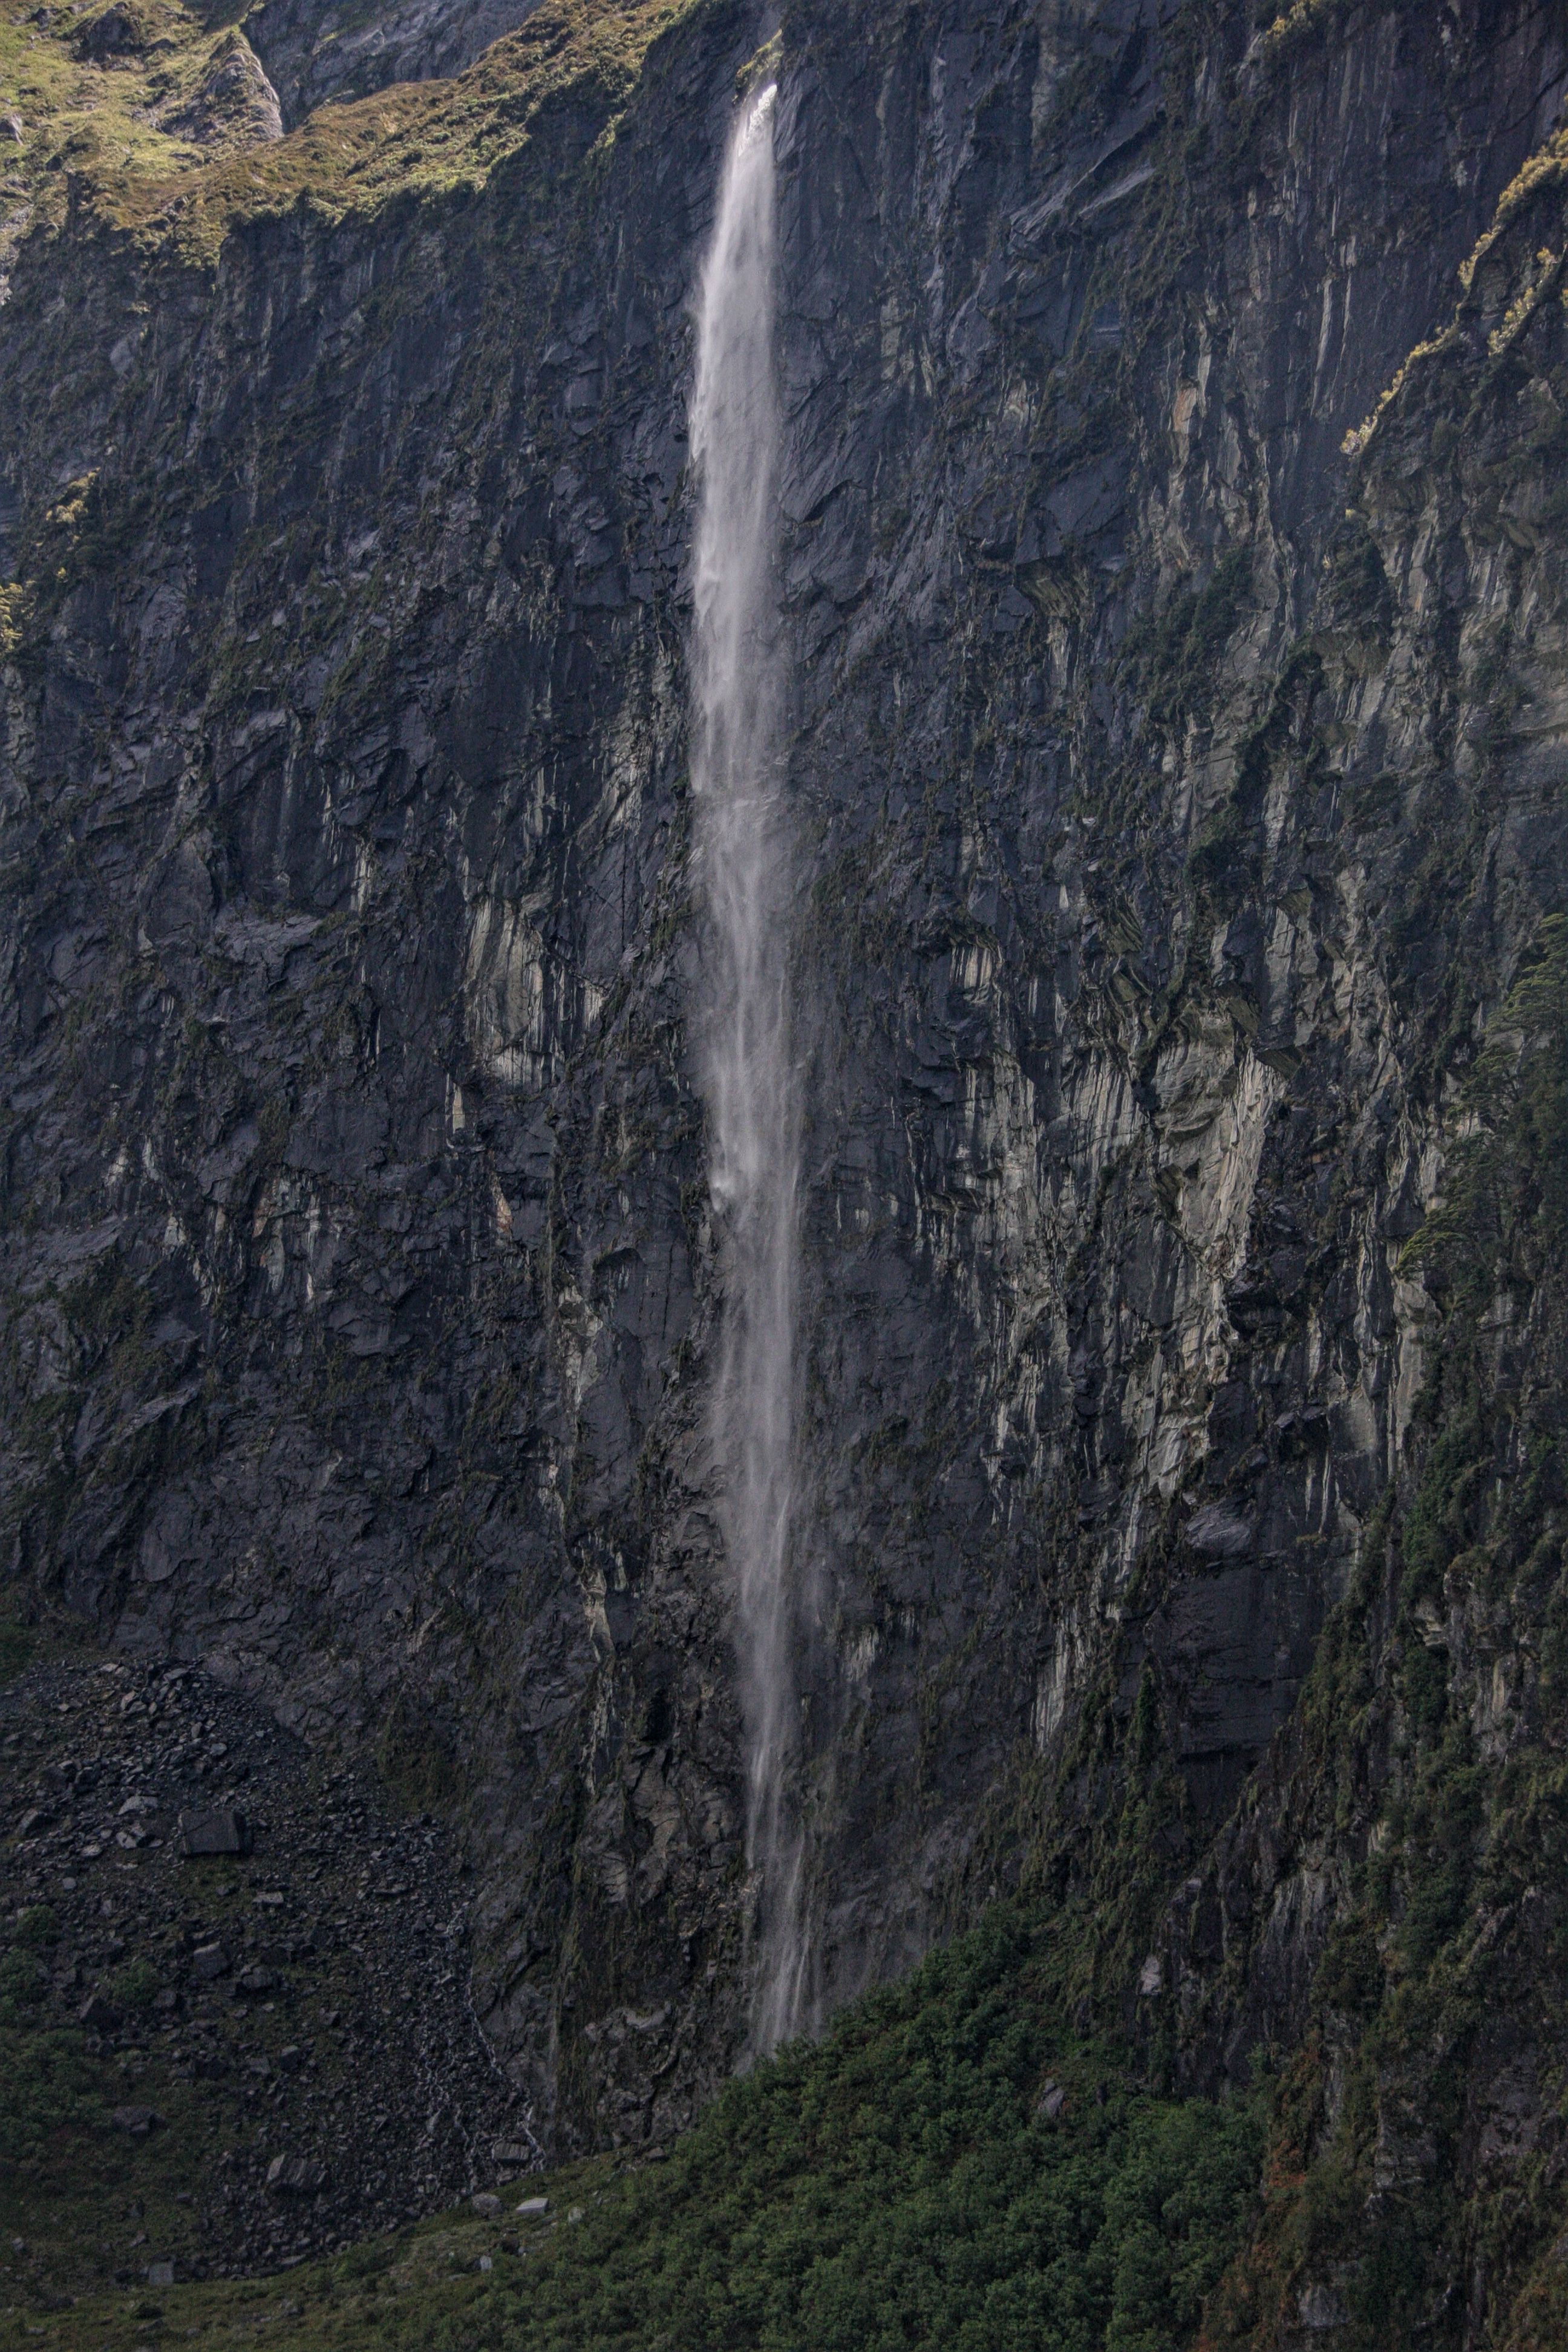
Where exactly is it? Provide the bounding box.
[2,1648,536,2304]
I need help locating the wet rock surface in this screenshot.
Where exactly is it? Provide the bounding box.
[2,0,1568,2230]
[0,1642,525,2299]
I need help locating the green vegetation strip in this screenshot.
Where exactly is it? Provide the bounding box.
[3,1907,1263,2352]
[0,0,705,265]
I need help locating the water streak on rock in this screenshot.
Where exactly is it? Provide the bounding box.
[687,80,804,2054]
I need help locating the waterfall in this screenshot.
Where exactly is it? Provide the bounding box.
[687,80,806,2056]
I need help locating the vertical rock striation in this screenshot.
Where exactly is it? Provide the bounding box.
[4,20,1568,2299]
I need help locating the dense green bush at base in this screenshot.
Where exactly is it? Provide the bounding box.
[508,1910,1262,2352]
[1,1904,1263,2352]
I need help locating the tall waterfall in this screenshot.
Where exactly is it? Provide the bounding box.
[688,81,805,2055]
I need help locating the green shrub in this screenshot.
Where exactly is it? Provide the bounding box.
[0,1606,33,1684]
[110,1955,160,2015]
[482,1909,1264,2352]
[0,2027,104,2163]
[13,1903,57,1949]
[0,1946,47,2020]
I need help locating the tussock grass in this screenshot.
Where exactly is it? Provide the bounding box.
[0,0,703,272]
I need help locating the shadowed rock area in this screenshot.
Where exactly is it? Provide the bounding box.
[2,1632,523,2301]
[8,0,1568,2339]
[243,0,545,126]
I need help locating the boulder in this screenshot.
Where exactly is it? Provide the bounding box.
[266,2155,328,2197]
[73,2,150,62]
[112,2104,162,2135]
[179,1806,250,1857]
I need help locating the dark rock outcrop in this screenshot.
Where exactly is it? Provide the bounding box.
[244,0,546,125]
[5,16,1568,2306]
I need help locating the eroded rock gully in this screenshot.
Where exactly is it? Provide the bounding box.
[4,4,1568,2261]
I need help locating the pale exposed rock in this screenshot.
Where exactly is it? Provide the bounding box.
[159,31,282,153]
[266,2154,328,2196]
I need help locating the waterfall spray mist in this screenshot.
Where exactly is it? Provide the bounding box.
[688,81,806,2055]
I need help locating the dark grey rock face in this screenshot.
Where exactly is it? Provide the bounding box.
[4,0,1568,2157]
[244,0,545,126]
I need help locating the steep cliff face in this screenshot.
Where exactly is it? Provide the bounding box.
[5,0,1568,2290]
[1150,139,1568,2345]
[245,0,542,125]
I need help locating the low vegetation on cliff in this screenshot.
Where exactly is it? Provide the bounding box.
[0,0,697,273]
[1,1890,1263,2352]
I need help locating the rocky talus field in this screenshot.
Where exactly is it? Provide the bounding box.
[3,1632,524,2301]
[7,0,1568,2344]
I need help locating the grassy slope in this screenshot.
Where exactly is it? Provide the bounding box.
[0,0,704,272]
[0,0,258,199]
[2,1900,1264,2352]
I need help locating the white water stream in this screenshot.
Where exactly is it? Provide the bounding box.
[688,81,806,2055]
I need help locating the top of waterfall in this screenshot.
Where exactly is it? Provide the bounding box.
[740,83,778,145]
